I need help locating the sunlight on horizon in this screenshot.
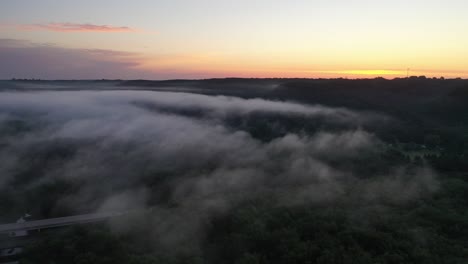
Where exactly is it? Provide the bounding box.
[1,0,468,79]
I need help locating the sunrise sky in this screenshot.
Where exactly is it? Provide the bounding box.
[1,0,467,79]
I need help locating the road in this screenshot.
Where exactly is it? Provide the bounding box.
[0,212,126,234]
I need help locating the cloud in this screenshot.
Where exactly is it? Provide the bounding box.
[0,87,438,249]
[17,23,135,33]
[0,89,436,205]
[0,39,225,79]
[0,39,156,79]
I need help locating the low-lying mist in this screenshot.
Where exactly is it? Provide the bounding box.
[0,86,438,252]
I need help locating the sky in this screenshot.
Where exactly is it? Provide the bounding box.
[0,0,467,79]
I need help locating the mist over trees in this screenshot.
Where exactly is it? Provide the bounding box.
[1,79,467,263]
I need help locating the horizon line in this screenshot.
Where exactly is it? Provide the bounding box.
[3,76,466,82]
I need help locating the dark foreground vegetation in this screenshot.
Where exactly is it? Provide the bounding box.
[1,78,467,263]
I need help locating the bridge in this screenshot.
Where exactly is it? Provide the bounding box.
[0,212,126,235]
[0,211,128,263]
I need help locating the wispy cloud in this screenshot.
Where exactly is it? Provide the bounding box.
[0,39,154,79]
[18,23,135,33]
[0,39,239,79]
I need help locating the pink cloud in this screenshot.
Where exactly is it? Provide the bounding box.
[18,23,135,33]
[0,39,213,79]
[0,39,155,79]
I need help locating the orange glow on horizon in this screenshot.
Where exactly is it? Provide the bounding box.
[135,55,467,79]
[316,70,405,76]
[130,50,468,79]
